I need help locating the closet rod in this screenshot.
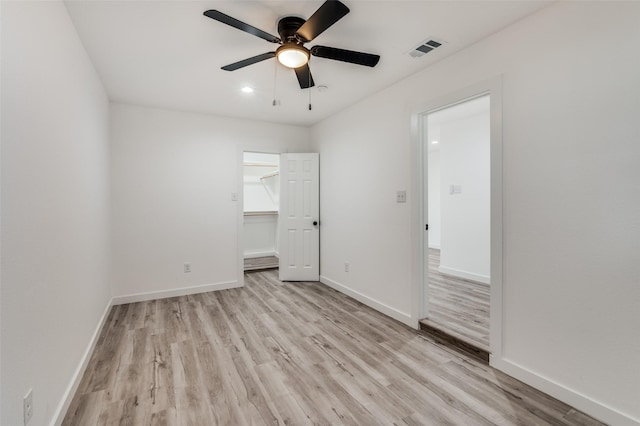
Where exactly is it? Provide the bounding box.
[260,171,279,180]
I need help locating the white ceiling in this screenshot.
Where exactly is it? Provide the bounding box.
[65,0,551,127]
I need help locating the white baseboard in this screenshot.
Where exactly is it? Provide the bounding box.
[244,251,276,259]
[438,265,490,284]
[491,357,639,426]
[51,299,112,426]
[112,280,241,305]
[319,275,413,327]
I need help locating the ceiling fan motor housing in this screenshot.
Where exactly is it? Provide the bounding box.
[278,16,306,42]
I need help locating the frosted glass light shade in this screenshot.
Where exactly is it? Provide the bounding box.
[276,45,310,68]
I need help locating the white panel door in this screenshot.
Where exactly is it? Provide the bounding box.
[279,153,319,281]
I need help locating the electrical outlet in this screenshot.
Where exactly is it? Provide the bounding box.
[184,263,191,273]
[396,190,407,203]
[24,389,33,425]
[344,262,349,272]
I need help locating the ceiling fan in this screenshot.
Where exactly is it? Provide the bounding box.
[203,0,380,90]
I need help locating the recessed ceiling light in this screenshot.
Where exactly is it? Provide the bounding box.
[432,140,439,144]
[241,86,254,93]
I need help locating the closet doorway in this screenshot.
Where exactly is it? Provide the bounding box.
[243,152,280,271]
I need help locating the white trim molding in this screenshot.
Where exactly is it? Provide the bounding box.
[409,75,504,354]
[111,280,241,305]
[491,357,640,426]
[51,300,112,426]
[320,275,413,327]
[438,266,490,285]
[244,251,277,259]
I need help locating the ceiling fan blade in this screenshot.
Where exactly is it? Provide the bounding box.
[311,45,380,67]
[204,10,281,44]
[221,52,276,71]
[294,64,315,89]
[296,0,350,42]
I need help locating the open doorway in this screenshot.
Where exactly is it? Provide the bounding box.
[421,95,491,356]
[243,152,280,271]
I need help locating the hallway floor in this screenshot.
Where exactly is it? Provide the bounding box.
[423,248,490,351]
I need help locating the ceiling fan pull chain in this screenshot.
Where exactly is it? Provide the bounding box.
[308,73,312,110]
[273,60,278,106]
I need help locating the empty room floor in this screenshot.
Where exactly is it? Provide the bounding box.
[62,270,600,425]
[423,248,490,352]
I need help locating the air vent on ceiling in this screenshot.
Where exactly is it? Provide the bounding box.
[409,38,446,58]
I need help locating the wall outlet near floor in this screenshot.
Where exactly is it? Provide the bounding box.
[396,190,407,203]
[24,388,33,425]
[344,262,350,272]
[184,263,191,273]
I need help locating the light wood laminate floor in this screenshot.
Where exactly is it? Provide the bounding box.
[244,256,279,271]
[425,248,490,351]
[63,270,601,425]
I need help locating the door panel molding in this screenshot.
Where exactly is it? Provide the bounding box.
[279,153,320,281]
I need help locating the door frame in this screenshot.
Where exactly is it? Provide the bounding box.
[410,76,503,361]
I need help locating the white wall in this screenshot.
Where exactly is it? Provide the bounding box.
[437,103,490,282]
[1,2,111,425]
[110,103,309,299]
[427,150,441,249]
[311,2,640,424]
[243,152,280,213]
[312,100,415,324]
[244,215,278,258]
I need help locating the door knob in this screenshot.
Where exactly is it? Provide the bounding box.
[313,221,318,226]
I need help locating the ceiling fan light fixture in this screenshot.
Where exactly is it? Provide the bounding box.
[276,44,310,68]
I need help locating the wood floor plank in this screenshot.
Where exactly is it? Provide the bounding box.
[63,390,106,425]
[149,332,176,413]
[425,248,490,349]
[63,269,603,426]
[387,378,471,425]
[244,256,279,271]
[254,361,312,424]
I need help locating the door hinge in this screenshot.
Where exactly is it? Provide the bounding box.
[425,224,429,231]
